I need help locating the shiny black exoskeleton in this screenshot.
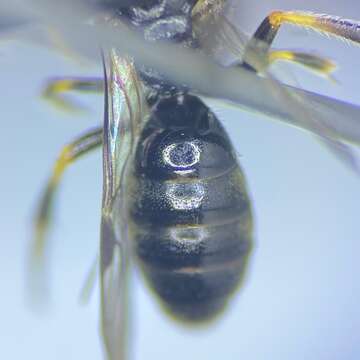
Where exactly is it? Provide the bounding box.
[127,94,253,322]
[95,0,199,92]
[95,0,197,39]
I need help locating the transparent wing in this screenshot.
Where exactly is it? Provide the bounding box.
[100,215,128,360]
[100,51,146,360]
[2,0,360,149]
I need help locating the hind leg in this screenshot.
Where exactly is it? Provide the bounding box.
[243,10,360,74]
[29,127,102,301]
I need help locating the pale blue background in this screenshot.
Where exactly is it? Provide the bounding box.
[1,1,360,359]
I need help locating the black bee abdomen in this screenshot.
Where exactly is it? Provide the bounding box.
[127,94,253,322]
[136,95,238,180]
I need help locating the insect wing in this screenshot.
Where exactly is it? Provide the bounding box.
[100,52,145,360]
[100,217,128,360]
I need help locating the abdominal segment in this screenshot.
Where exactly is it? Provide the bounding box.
[128,167,253,322]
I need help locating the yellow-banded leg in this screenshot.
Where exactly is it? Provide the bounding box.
[42,77,104,113]
[268,50,336,77]
[243,10,360,74]
[30,127,102,302]
[258,11,360,48]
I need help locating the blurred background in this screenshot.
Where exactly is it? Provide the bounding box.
[1,0,360,359]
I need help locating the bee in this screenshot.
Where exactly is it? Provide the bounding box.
[8,0,359,359]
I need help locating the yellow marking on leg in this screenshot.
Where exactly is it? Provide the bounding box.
[269,50,296,62]
[46,79,76,94]
[42,78,104,113]
[42,80,84,113]
[52,145,74,184]
[29,128,102,306]
[32,144,74,261]
[269,50,336,76]
[269,11,319,29]
[268,11,360,45]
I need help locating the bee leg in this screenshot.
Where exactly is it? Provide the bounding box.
[268,50,336,77]
[42,77,104,113]
[243,10,360,74]
[29,127,102,301]
[251,11,360,52]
